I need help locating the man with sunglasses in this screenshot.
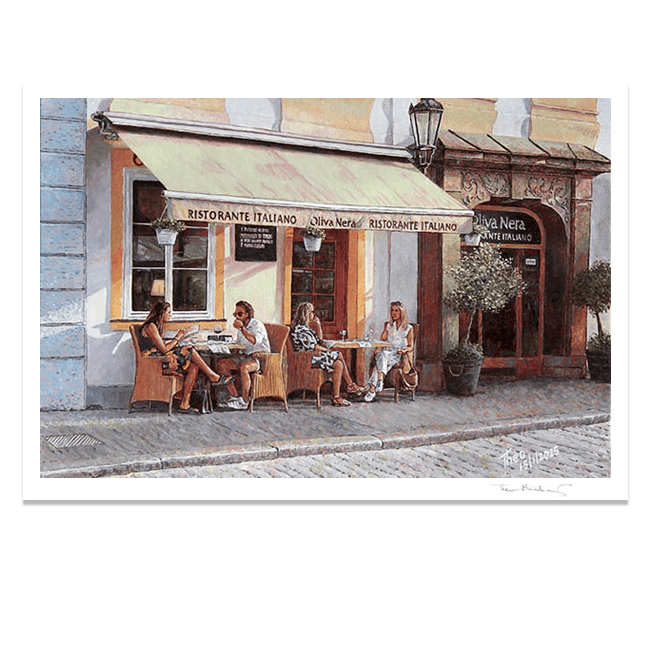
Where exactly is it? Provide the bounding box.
[216,300,270,410]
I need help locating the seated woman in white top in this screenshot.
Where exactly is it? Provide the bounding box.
[216,300,270,410]
[364,301,414,402]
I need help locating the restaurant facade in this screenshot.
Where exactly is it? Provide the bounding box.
[40,98,611,410]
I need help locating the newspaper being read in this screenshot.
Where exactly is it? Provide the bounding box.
[177,324,199,344]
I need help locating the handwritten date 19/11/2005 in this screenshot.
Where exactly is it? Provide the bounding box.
[500,445,559,471]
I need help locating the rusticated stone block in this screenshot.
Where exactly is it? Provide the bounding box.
[41,187,85,222]
[40,290,85,324]
[40,223,84,255]
[40,325,85,358]
[40,358,85,410]
[41,151,85,188]
[41,118,86,153]
[40,257,85,290]
[40,98,86,120]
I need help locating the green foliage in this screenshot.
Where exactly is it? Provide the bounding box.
[151,218,187,232]
[443,240,526,358]
[572,261,611,337]
[444,342,484,361]
[588,332,611,353]
[300,225,327,239]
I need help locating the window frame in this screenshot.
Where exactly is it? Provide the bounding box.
[122,167,216,320]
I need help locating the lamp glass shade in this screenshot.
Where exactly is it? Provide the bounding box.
[409,98,444,148]
[150,279,165,297]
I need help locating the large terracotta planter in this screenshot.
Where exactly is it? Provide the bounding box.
[586,350,611,383]
[443,358,483,396]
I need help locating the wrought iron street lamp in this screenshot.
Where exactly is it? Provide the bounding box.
[408,98,444,171]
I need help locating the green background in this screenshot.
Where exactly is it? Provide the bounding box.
[6,2,636,649]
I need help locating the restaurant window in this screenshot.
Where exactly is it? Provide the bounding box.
[124,169,215,318]
[291,229,348,339]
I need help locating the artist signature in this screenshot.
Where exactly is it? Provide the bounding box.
[491,483,572,498]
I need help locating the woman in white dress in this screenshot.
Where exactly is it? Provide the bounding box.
[364,301,414,402]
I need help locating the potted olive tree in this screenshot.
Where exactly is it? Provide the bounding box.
[572,261,611,383]
[299,224,327,252]
[151,215,186,246]
[443,225,526,395]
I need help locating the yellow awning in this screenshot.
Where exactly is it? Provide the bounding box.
[115,126,473,234]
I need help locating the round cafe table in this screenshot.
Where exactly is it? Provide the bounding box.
[326,339,390,386]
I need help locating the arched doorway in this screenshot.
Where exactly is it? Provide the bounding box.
[462,204,568,378]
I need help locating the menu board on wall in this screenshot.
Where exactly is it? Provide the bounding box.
[235,225,277,262]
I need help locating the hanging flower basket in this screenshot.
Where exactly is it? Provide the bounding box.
[151,217,186,246]
[300,225,326,252]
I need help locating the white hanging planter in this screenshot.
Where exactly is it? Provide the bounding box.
[155,229,178,246]
[464,232,481,246]
[303,234,323,252]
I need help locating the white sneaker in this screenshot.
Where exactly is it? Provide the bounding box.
[376,379,384,393]
[230,397,249,410]
[223,397,246,410]
[364,389,376,402]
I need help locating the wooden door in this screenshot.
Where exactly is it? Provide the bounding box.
[290,229,348,339]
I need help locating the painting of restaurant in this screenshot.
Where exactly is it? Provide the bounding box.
[40,98,611,410]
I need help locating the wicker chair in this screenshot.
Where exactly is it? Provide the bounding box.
[248,324,289,412]
[286,332,330,409]
[128,324,184,416]
[380,323,420,403]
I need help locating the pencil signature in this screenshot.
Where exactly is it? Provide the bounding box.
[491,483,572,498]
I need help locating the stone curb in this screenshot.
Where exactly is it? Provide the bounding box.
[39,412,610,478]
[271,435,382,458]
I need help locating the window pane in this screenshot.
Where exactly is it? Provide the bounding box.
[522,251,540,357]
[292,243,313,268]
[292,269,313,294]
[133,225,164,267]
[312,297,334,323]
[173,229,208,268]
[314,242,335,268]
[483,302,516,357]
[133,181,165,224]
[132,270,165,312]
[173,270,207,311]
[314,270,334,294]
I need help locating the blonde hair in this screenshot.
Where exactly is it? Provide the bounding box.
[390,301,409,329]
[291,302,314,329]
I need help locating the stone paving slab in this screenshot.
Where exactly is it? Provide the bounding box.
[39,379,611,478]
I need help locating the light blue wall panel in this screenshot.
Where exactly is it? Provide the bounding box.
[41,119,86,153]
[40,358,85,410]
[40,151,85,188]
[40,256,85,290]
[41,223,85,255]
[40,290,85,324]
[40,98,87,120]
[40,325,85,357]
[41,187,85,222]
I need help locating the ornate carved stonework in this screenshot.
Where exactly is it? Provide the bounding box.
[523,175,570,226]
[461,171,509,208]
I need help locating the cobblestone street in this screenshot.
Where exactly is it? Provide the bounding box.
[116,422,610,478]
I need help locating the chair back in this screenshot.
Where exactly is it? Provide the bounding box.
[248,324,289,412]
[265,323,289,355]
[410,323,419,367]
[129,324,142,363]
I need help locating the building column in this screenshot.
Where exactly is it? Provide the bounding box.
[40,99,87,410]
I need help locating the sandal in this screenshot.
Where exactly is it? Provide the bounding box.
[331,396,351,407]
[346,382,365,396]
[178,406,201,415]
[212,374,235,386]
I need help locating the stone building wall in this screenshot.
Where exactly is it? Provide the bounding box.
[40,99,87,410]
